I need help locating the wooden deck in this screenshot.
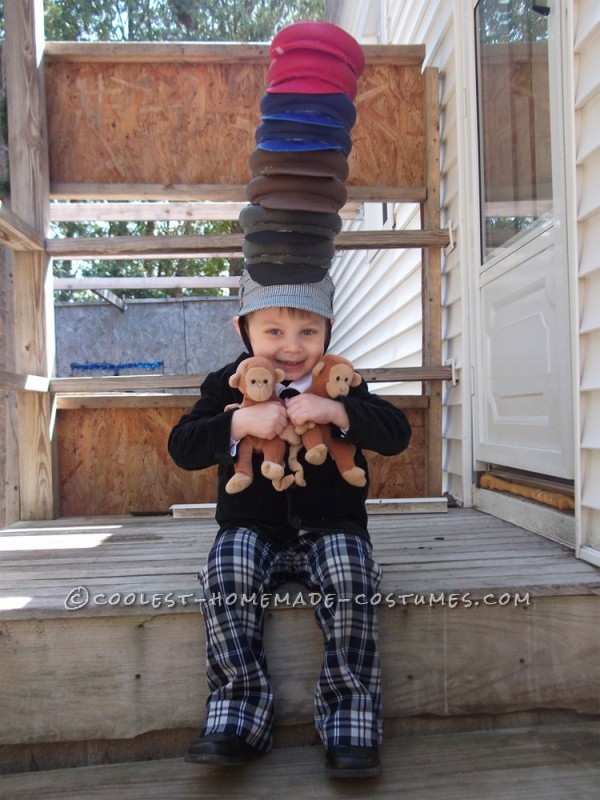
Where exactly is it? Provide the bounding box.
[1,507,599,621]
[1,722,599,799]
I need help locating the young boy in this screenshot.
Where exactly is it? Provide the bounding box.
[168,271,412,778]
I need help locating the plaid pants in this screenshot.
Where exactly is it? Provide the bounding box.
[197,526,383,752]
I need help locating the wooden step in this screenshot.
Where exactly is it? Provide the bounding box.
[1,723,599,799]
[1,507,599,763]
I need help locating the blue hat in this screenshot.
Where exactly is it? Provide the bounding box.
[256,120,352,155]
[260,92,357,130]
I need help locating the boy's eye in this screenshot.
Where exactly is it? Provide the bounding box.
[302,328,318,336]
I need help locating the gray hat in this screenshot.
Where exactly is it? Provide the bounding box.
[238,269,335,319]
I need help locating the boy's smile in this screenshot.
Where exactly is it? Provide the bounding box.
[234,307,330,381]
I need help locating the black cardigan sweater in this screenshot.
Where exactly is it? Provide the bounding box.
[168,354,412,549]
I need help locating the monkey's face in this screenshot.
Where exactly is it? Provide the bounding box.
[325,362,356,398]
[241,365,277,402]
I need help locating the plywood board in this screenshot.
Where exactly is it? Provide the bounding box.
[45,59,424,188]
[56,406,426,516]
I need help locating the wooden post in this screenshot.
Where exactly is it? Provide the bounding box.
[4,0,56,519]
[422,67,443,497]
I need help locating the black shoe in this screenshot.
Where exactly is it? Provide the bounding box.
[184,732,264,765]
[325,745,381,778]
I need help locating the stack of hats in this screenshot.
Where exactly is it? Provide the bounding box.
[239,20,364,287]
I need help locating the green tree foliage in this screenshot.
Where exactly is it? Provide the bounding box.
[35,0,325,301]
[52,218,241,302]
[43,0,325,42]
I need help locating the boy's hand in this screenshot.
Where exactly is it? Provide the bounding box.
[231,401,291,441]
[285,394,350,432]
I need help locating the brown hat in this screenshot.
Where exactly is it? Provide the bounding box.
[249,148,349,181]
[246,175,347,213]
[242,236,335,261]
[239,204,343,238]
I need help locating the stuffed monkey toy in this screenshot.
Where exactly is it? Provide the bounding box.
[294,354,367,487]
[225,356,301,493]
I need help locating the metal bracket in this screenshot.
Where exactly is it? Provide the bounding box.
[444,222,456,256]
[444,357,459,386]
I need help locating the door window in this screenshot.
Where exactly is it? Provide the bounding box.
[475,0,553,263]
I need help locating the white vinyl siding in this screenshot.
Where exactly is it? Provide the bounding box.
[330,203,423,396]
[384,0,469,504]
[575,0,600,556]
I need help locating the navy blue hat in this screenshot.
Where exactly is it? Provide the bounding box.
[260,92,357,130]
[255,120,352,155]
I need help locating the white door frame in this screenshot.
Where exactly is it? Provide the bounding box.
[455,0,580,540]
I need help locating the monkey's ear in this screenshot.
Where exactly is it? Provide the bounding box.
[274,368,285,382]
[351,371,362,387]
[312,361,326,378]
[229,372,241,389]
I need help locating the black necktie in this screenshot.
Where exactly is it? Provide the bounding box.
[279,387,300,399]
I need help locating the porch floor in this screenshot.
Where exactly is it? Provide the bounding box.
[1,722,599,799]
[1,507,599,621]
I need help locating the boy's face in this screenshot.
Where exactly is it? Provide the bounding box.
[234,307,329,382]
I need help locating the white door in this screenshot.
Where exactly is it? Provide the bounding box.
[472,0,574,480]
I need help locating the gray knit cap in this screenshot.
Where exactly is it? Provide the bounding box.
[238,269,335,319]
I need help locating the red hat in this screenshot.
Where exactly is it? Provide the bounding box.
[267,49,358,99]
[266,76,350,96]
[271,21,365,78]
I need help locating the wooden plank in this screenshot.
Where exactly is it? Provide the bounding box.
[46,229,450,261]
[54,276,241,290]
[366,497,447,513]
[52,393,430,410]
[0,202,44,250]
[170,497,448,518]
[4,0,56,520]
[49,200,363,222]
[422,67,443,498]
[54,393,201,410]
[0,247,20,527]
[50,367,452,394]
[0,369,49,393]
[92,288,127,310]
[49,183,427,203]
[44,42,426,66]
[0,724,599,799]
